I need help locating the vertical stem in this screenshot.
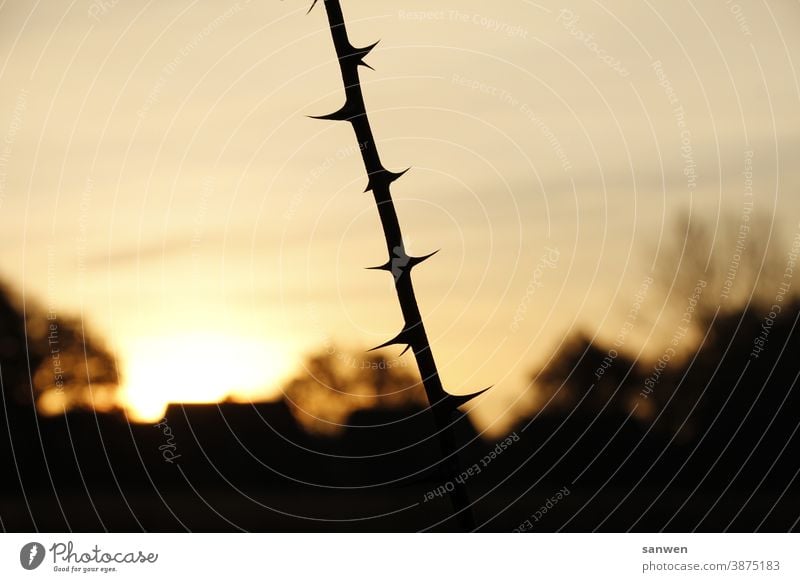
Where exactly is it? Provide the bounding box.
[317,0,477,531]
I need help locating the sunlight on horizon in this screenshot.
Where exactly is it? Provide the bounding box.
[1,0,798,434]
[119,333,295,423]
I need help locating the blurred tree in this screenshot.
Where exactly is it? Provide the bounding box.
[0,281,34,404]
[528,212,800,435]
[281,348,426,435]
[651,211,790,322]
[0,278,120,416]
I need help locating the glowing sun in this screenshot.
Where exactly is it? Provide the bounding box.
[120,332,293,422]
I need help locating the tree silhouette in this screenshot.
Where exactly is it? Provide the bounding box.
[282,349,426,435]
[0,277,119,417]
[529,212,800,436]
[651,211,788,323]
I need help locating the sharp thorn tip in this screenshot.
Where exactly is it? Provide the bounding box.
[365,261,392,271]
[408,249,440,267]
[368,328,414,353]
[441,385,493,410]
[309,103,353,122]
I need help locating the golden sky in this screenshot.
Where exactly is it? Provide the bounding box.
[1,0,799,432]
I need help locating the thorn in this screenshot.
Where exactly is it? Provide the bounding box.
[368,327,415,354]
[387,167,410,184]
[350,40,379,61]
[365,260,392,272]
[347,41,379,69]
[364,167,410,192]
[407,250,439,269]
[308,102,355,122]
[306,0,320,15]
[338,42,379,72]
[441,386,493,411]
[366,248,436,280]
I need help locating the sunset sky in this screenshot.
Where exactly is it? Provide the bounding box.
[1,0,799,433]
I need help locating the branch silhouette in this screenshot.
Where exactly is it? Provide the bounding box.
[307,0,492,530]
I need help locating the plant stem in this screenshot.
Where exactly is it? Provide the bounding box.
[312,0,489,531]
